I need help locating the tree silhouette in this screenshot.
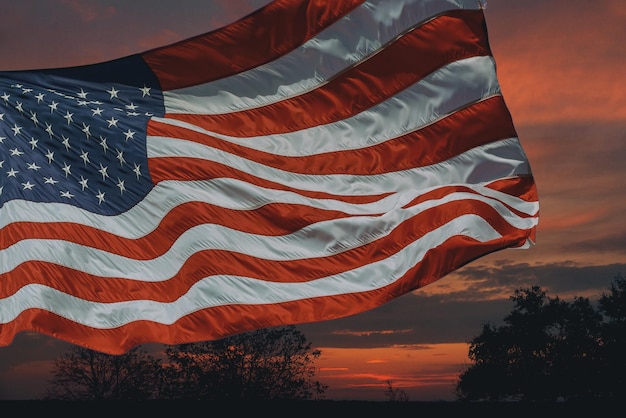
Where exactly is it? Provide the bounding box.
[455,275,625,402]
[44,326,327,401]
[597,273,626,399]
[160,325,327,400]
[44,346,164,400]
[384,380,409,402]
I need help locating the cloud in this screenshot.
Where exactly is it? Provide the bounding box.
[58,0,115,22]
[316,344,469,401]
[486,0,626,124]
[299,260,626,348]
[562,233,626,254]
[511,120,626,263]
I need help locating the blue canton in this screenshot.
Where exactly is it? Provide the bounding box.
[0,57,164,215]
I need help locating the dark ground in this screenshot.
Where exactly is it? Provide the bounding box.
[3,400,619,416]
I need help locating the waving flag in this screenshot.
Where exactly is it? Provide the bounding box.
[0,0,538,354]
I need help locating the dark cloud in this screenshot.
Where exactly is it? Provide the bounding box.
[562,233,626,254]
[299,260,626,348]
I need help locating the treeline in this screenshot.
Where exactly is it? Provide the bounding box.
[43,325,327,400]
[455,274,626,401]
[42,275,626,402]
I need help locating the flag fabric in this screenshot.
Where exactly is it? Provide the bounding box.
[0,0,538,354]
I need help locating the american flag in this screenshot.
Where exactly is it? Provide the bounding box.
[0,0,538,354]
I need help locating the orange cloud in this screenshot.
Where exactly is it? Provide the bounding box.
[331,329,413,337]
[537,205,606,233]
[488,2,626,124]
[365,359,389,364]
[315,344,470,401]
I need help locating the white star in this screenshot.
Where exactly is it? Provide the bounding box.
[116,149,125,166]
[92,107,104,116]
[77,88,89,99]
[96,190,105,204]
[0,160,3,168]
[99,136,109,152]
[44,177,58,184]
[61,135,71,150]
[77,100,89,106]
[123,129,135,141]
[0,136,4,143]
[15,101,24,113]
[80,150,90,164]
[45,122,54,137]
[10,148,24,156]
[98,164,109,180]
[116,178,125,194]
[79,176,89,190]
[28,137,38,149]
[21,88,33,94]
[127,111,140,117]
[49,101,58,112]
[11,124,22,136]
[63,111,74,125]
[22,181,35,190]
[62,162,71,177]
[7,168,18,177]
[107,87,119,99]
[0,113,4,120]
[140,86,151,97]
[45,150,55,163]
[125,103,138,111]
[133,163,142,179]
[60,190,74,199]
[107,117,119,127]
[30,111,39,125]
[82,123,91,138]
[27,162,41,170]
[1,93,10,102]
[35,93,45,103]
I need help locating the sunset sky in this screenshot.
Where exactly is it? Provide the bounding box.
[0,0,625,401]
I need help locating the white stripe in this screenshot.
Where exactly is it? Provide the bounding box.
[0,189,538,277]
[162,0,482,114]
[156,56,501,154]
[0,214,530,327]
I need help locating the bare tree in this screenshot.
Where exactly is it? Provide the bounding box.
[384,380,409,402]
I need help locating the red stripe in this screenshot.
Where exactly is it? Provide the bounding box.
[143,0,366,90]
[486,176,539,244]
[149,96,515,175]
[0,231,531,355]
[487,175,539,203]
[1,195,533,301]
[163,10,491,136]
